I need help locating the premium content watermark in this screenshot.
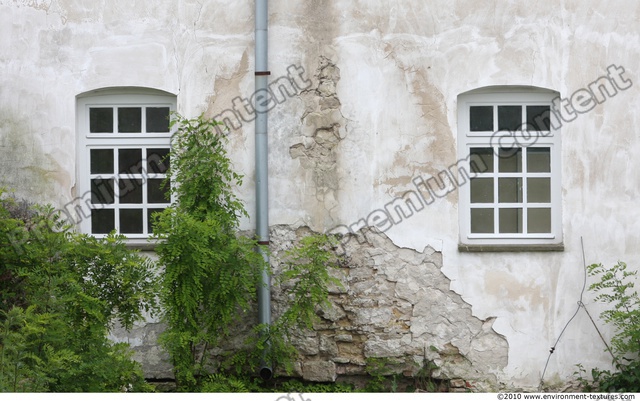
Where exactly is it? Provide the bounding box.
[3,64,633,255]
[213,63,312,135]
[6,64,313,254]
[329,64,633,253]
[492,64,632,152]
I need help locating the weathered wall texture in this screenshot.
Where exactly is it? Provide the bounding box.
[2,0,640,390]
[271,226,508,390]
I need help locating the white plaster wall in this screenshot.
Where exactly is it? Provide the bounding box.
[1,0,639,390]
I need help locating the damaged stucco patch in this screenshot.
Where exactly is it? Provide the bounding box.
[270,225,508,388]
[289,56,348,222]
[113,224,508,388]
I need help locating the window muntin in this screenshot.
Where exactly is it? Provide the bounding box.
[88,146,170,235]
[458,89,561,248]
[468,146,552,235]
[78,90,175,238]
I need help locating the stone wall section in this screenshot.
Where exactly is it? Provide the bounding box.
[111,224,509,389]
[269,225,508,389]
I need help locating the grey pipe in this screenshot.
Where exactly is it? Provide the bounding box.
[255,0,272,381]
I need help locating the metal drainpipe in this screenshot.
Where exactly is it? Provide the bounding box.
[255,0,272,381]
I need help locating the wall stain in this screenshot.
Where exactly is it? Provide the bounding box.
[0,112,62,206]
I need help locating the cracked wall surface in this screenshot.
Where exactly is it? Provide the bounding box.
[2,0,640,391]
[116,225,508,389]
[270,226,508,390]
[289,56,348,225]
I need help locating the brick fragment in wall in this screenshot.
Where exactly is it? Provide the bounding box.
[319,335,339,357]
[335,334,353,342]
[302,360,337,382]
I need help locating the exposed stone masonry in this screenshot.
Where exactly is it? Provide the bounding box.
[111,224,509,390]
[289,56,347,219]
[269,226,508,390]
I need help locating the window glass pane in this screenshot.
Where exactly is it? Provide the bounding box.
[470,106,493,131]
[90,149,114,174]
[119,148,143,174]
[118,107,142,133]
[527,148,550,172]
[498,178,523,203]
[148,178,170,203]
[119,179,143,204]
[470,208,494,233]
[469,147,493,173]
[91,209,114,234]
[498,148,522,172]
[528,208,551,233]
[528,178,551,203]
[120,209,143,234]
[499,208,523,233]
[147,148,170,173]
[91,178,114,204]
[498,105,522,131]
[146,107,171,132]
[89,108,113,133]
[148,208,164,234]
[470,178,493,203]
[527,106,551,131]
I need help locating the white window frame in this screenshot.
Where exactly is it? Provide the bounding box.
[76,88,176,240]
[457,88,563,251]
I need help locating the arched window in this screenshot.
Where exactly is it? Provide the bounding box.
[76,88,176,238]
[457,87,562,251]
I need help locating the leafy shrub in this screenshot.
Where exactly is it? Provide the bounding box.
[199,374,251,392]
[152,114,343,390]
[152,114,266,389]
[198,374,356,393]
[0,193,158,392]
[578,261,640,392]
[247,233,344,376]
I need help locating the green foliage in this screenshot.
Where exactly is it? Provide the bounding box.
[411,353,442,392]
[153,114,344,390]
[364,355,445,393]
[250,234,344,375]
[197,374,357,393]
[152,114,265,389]
[278,234,343,330]
[578,261,640,392]
[577,360,640,393]
[0,192,158,392]
[274,378,356,393]
[199,373,251,392]
[588,261,640,358]
[364,357,403,392]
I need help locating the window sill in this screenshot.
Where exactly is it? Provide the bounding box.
[458,243,564,252]
[124,238,161,251]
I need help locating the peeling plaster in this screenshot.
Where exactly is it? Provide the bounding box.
[269,226,508,388]
[289,56,348,226]
[3,0,640,391]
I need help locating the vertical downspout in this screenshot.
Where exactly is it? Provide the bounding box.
[255,0,272,380]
